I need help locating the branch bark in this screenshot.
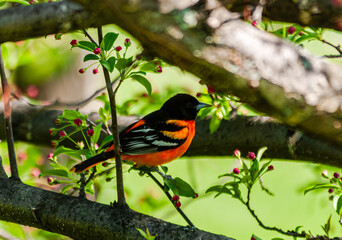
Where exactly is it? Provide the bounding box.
[0,178,232,240]
[2,102,342,167]
[1,1,342,147]
[226,0,342,32]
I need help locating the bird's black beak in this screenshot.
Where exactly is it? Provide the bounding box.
[196,102,211,111]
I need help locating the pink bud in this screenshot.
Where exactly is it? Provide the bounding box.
[87,129,94,136]
[172,195,180,202]
[233,149,241,158]
[124,38,131,47]
[92,69,98,74]
[334,172,340,178]
[70,39,78,46]
[59,131,66,137]
[155,66,162,73]
[174,201,181,208]
[287,26,296,34]
[79,68,85,74]
[268,165,274,171]
[328,188,334,194]
[115,46,122,51]
[248,152,256,160]
[196,93,202,98]
[93,48,101,55]
[233,168,240,174]
[74,118,83,126]
[48,153,54,160]
[47,177,54,185]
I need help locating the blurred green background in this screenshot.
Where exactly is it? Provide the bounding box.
[1,24,342,240]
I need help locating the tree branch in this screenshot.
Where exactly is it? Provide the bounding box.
[1,1,342,147]
[226,0,342,32]
[2,102,342,167]
[0,178,232,240]
[69,0,342,147]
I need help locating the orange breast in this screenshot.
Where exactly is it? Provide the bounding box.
[122,120,195,166]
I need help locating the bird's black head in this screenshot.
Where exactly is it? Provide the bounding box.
[161,94,210,120]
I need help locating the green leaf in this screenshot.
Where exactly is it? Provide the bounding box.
[61,184,75,195]
[161,166,168,174]
[83,54,100,62]
[251,235,263,240]
[139,61,158,72]
[0,0,29,5]
[100,135,114,148]
[92,124,103,145]
[62,109,82,120]
[116,58,127,71]
[164,177,196,197]
[206,185,232,197]
[304,183,338,195]
[77,41,97,51]
[130,71,146,76]
[39,169,70,178]
[53,146,89,160]
[100,59,111,72]
[107,56,116,72]
[103,32,119,51]
[256,147,268,161]
[321,214,332,237]
[209,114,222,133]
[334,195,342,215]
[250,158,259,183]
[218,173,242,181]
[131,75,152,95]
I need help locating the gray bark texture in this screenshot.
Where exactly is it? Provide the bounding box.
[0,178,232,240]
[2,102,342,167]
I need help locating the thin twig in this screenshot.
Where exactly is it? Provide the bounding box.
[0,45,19,180]
[95,27,126,205]
[322,40,342,58]
[83,29,99,48]
[146,172,195,228]
[244,188,305,237]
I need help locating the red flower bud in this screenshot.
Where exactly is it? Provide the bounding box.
[49,129,54,135]
[59,131,66,137]
[248,152,256,160]
[124,38,131,47]
[174,201,181,208]
[79,68,85,74]
[287,26,296,34]
[233,168,240,174]
[47,177,54,185]
[233,149,241,158]
[268,165,274,171]
[48,153,54,160]
[92,69,98,74]
[207,85,216,94]
[93,48,101,55]
[334,172,340,178]
[172,195,180,202]
[87,129,94,136]
[252,21,257,27]
[155,66,162,73]
[115,46,122,51]
[74,118,83,126]
[328,188,334,194]
[193,193,199,199]
[102,162,109,167]
[196,93,202,98]
[70,39,78,46]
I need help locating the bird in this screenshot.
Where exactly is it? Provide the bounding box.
[70,93,210,173]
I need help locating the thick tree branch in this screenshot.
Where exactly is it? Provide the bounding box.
[2,102,342,167]
[0,178,232,240]
[227,0,342,32]
[69,0,342,148]
[1,1,342,147]
[0,1,111,43]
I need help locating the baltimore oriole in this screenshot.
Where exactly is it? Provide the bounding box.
[70,94,210,173]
